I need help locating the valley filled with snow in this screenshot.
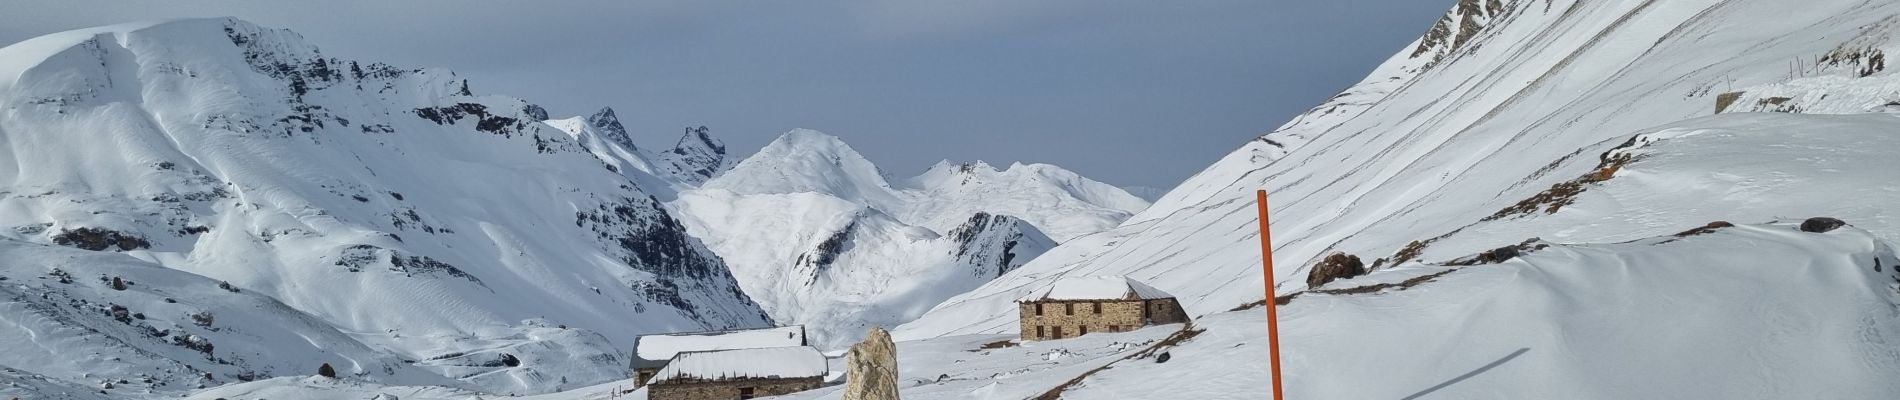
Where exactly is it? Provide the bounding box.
[6,0,1900,399]
[672,129,1148,348]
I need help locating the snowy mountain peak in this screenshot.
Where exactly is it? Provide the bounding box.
[674,125,726,154]
[657,125,731,185]
[702,129,897,202]
[585,106,635,150]
[1409,0,1512,70]
[946,212,1054,278]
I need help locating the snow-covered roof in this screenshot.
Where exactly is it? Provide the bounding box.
[651,346,828,384]
[633,325,807,367]
[1017,275,1175,302]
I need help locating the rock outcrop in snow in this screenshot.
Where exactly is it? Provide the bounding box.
[657,125,731,185]
[842,326,901,400]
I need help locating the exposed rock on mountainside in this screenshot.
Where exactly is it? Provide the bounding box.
[1305,252,1366,289]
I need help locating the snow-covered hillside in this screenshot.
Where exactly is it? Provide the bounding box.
[0,18,770,396]
[789,222,1900,399]
[160,222,1900,399]
[672,129,1148,348]
[900,0,1900,341]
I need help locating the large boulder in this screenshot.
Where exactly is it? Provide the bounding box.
[843,327,901,400]
[1307,252,1367,289]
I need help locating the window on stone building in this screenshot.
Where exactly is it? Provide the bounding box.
[1065,303,1074,315]
[1093,302,1101,314]
[1080,325,1088,335]
[1035,303,1043,316]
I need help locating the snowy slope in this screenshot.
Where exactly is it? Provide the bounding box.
[672,130,1141,348]
[0,18,769,395]
[768,222,1900,399]
[900,0,1900,339]
[226,221,1887,400]
[904,160,1151,242]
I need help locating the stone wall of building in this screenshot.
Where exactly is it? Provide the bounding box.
[1018,299,1147,340]
[648,377,824,400]
[1017,297,1193,340]
[633,367,660,388]
[1144,298,1188,325]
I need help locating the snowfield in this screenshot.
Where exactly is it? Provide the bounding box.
[153,222,1900,400]
[7,0,1900,398]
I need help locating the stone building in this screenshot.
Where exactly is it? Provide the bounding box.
[647,346,829,400]
[631,325,807,388]
[1016,275,1186,341]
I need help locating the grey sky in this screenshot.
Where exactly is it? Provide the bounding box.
[0,1,1452,189]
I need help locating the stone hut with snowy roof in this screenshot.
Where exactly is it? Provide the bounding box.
[1017,276,1187,341]
[630,325,808,388]
[646,346,829,400]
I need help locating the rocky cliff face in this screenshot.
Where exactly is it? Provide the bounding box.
[658,125,731,185]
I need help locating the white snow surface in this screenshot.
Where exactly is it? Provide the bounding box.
[899,0,1900,341]
[634,325,807,362]
[1017,275,1174,301]
[147,222,1900,399]
[785,223,1900,399]
[653,346,827,384]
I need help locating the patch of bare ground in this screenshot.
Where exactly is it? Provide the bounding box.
[1675,221,1735,237]
[1310,269,1457,296]
[971,339,1019,352]
[1486,137,1642,221]
[1443,239,1547,266]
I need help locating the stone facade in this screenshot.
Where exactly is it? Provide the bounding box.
[1018,297,1186,340]
[648,377,824,400]
[634,367,659,388]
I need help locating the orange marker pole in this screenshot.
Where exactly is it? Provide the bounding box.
[1256,190,1286,399]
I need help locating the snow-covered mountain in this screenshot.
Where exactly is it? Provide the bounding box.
[545,108,732,192]
[671,129,1147,348]
[13,0,1900,398]
[901,0,1900,339]
[0,17,770,396]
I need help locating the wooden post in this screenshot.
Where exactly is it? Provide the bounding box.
[1256,190,1286,399]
